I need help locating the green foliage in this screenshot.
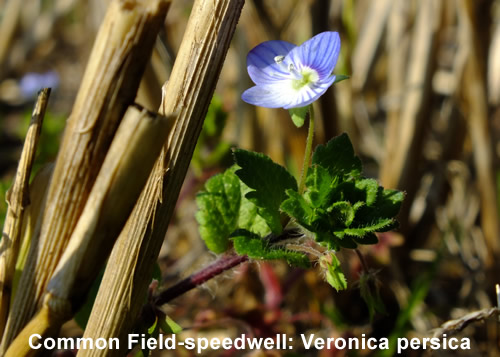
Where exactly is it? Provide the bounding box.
[288,105,309,128]
[195,167,270,253]
[231,229,309,268]
[195,169,241,253]
[320,253,347,291]
[281,134,404,250]
[195,133,404,292]
[139,315,182,357]
[233,149,297,234]
[160,316,183,334]
[312,133,362,178]
[333,74,350,84]
[237,179,272,236]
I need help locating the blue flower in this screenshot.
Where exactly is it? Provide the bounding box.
[19,71,59,99]
[242,31,340,109]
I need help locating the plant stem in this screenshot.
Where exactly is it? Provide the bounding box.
[298,105,315,194]
[152,229,306,307]
[154,254,248,306]
[355,248,370,273]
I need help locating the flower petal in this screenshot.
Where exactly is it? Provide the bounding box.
[287,32,340,79]
[247,40,297,85]
[284,75,336,109]
[242,84,295,108]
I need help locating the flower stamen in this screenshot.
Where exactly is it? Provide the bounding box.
[291,67,319,91]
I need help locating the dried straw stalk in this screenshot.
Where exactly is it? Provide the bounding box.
[78,1,245,356]
[380,0,442,228]
[459,0,499,259]
[0,0,23,72]
[5,105,175,357]
[0,0,170,352]
[0,89,51,337]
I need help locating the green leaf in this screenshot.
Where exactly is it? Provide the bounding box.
[195,169,241,253]
[373,188,405,218]
[304,165,334,208]
[353,232,378,245]
[333,74,350,84]
[314,232,340,250]
[312,133,362,178]
[238,179,271,237]
[288,106,310,128]
[355,178,379,206]
[320,253,347,291]
[142,317,160,357]
[234,149,297,234]
[231,230,310,268]
[340,218,396,237]
[148,316,158,335]
[159,316,183,334]
[328,201,355,227]
[280,189,314,230]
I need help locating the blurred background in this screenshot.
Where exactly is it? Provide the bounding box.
[1,0,500,356]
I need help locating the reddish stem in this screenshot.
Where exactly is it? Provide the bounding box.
[153,254,248,306]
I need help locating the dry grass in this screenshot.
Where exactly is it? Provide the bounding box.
[0,0,499,356]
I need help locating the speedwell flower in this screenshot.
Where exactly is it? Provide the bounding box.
[241,31,340,109]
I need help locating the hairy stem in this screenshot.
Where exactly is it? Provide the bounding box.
[298,105,315,194]
[152,229,304,307]
[154,254,248,306]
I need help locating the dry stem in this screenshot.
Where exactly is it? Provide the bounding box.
[0,88,51,337]
[0,0,170,351]
[78,1,245,355]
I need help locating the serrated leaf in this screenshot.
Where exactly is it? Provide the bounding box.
[234,149,297,234]
[328,201,355,227]
[355,178,379,206]
[375,188,405,218]
[280,189,314,230]
[195,169,241,253]
[312,133,362,178]
[304,165,334,208]
[288,106,309,128]
[314,232,340,251]
[353,232,378,245]
[238,179,271,237]
[231,230,310,268]
[339,218,397,237]
[320,253,347,291]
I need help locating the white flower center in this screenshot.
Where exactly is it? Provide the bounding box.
[291,67,319,90]
[273,56,319,90]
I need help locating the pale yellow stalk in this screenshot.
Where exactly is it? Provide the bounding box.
[5,105,175,357]
[78,1,245,355]
[0,0,170,352]
[0,89,51,337]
